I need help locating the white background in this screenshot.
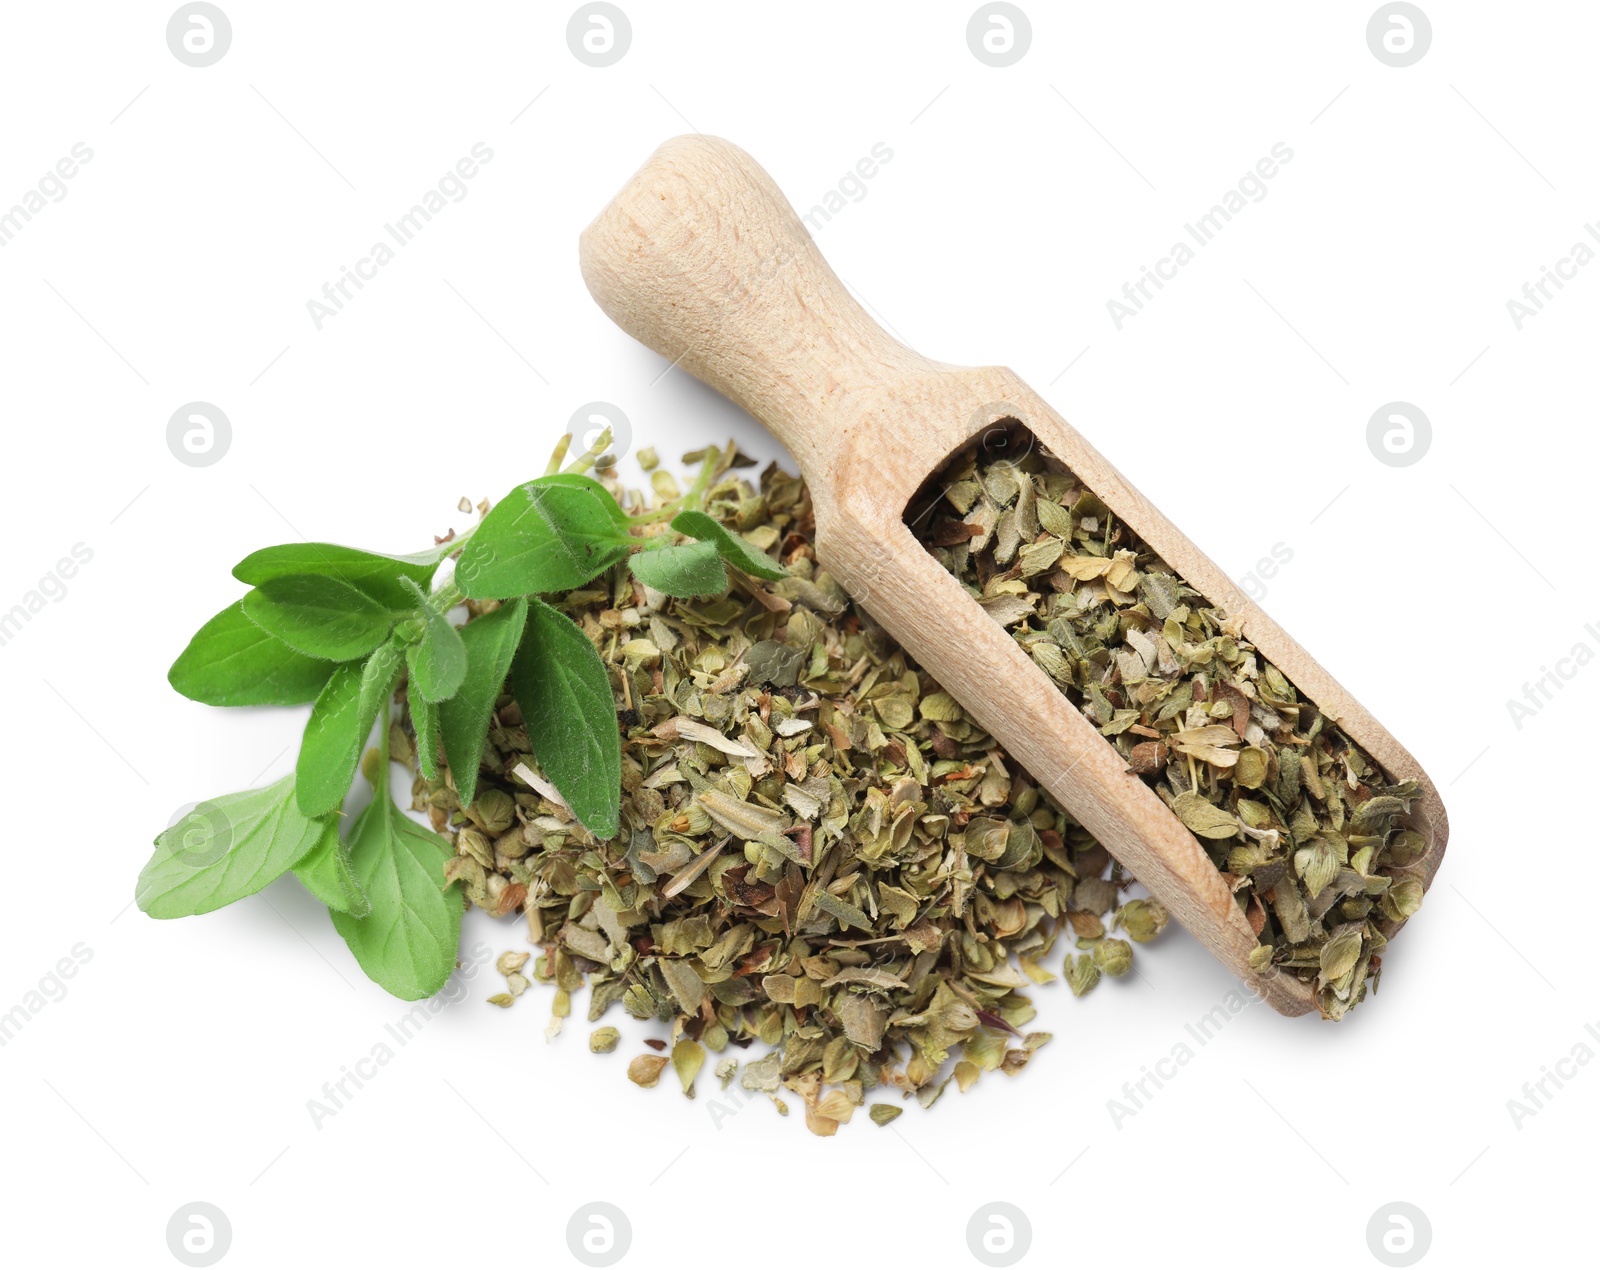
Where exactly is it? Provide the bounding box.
[1,3,1592,1267]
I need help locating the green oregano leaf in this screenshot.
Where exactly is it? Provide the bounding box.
[399,578,467,702]
[438,598,527,808]
[295,642,403,817]
[242,574,397,660]
[454,474,631,599]
[330,794,461,999]
[295,662,365,816]
[136,774,330,918]
[629,539,729,597]
[291,819,370,916]
[671,509,787,580]
[409,676,441,782]
[168,601,338,706]
[233,542,444,608]
[509,597,621,839]
[358,639,405,720]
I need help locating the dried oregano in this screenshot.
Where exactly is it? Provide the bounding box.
[410,443,1166,1131]
[909,431,1425,1019]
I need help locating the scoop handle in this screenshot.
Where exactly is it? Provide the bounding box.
[579,135,937,483]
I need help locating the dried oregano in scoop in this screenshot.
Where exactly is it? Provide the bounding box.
[409,444,1167,1133]
[909,434,1426,1020]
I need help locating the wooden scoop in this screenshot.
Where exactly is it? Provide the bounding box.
[579,135,1448,1017]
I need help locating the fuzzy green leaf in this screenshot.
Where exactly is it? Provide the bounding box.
[291,819,370,916]
[331,795,461,999]
[168,601,338,706]
[233,542,444,609]
[438,598,527,808]
[242,574,397,660]
[409,676,441,782]
[671,509,787,580]
[401,579,467,703]
[454,474,631,599]
[295,643,403,817]
[510,597,621,838]
[629,539,728,597]
[136,775,330,918]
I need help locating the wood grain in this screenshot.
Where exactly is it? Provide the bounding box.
[581,135,1448,1017]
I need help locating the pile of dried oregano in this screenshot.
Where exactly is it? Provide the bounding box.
[408,443,1168,1134]
[909,432,1426,1021]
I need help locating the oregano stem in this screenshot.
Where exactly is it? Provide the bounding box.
[544,432,574,475]
[562,426,615,475]
[625,450,723,530]
[683,450,720,510]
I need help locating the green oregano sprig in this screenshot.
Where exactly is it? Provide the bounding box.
[138,430,789,999]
